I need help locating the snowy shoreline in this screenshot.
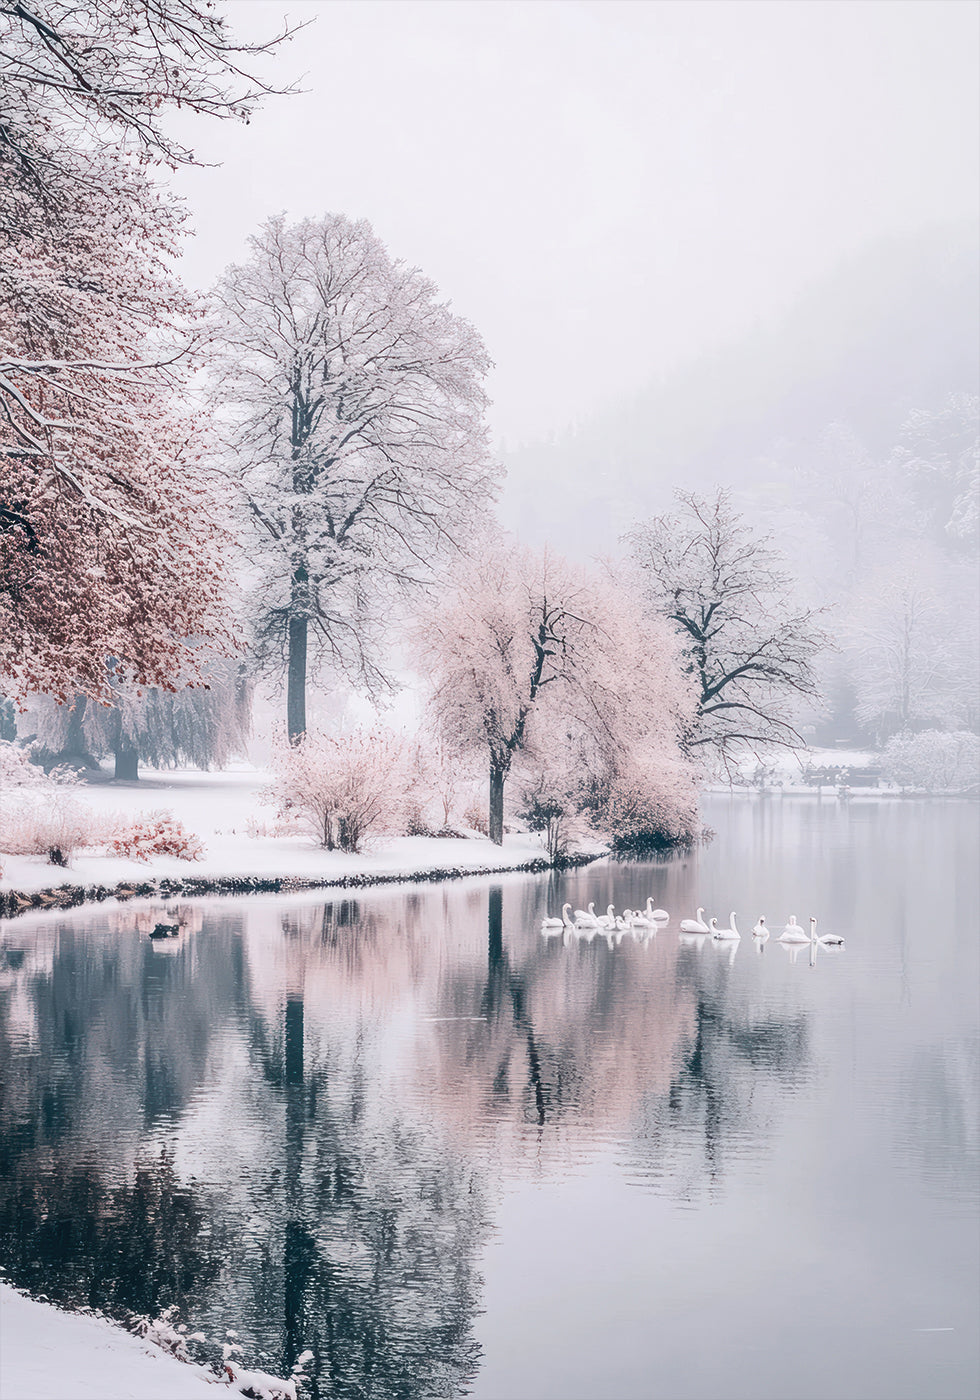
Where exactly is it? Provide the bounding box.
[0,1284,219,1400]
[0,847,602,921]
[0,767,611,918]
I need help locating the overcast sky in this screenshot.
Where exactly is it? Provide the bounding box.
[170,0,979,449]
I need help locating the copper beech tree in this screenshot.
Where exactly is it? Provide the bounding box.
[207,214,498,742]
[0,0,292,702]
[413,539,696,846]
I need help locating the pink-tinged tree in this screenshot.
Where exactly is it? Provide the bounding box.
[625,489,830,763]
[207,215,498,742]
[1,1,291,702]
[413,539,695,846]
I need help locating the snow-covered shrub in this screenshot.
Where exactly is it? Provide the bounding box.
[266,727,407,853]
[600,756,700,851]
[130,1306,206,1363]
[0,740,95,863]
[881,730,980,793]
[109,810,205,861]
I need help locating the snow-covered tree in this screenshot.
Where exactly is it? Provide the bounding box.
[1,1,290,703]
[880,730,980,793]
[31,661,252,780]
[892,394,979,548]
[625,490,829,762]
[207,215,498,742]
[846,553,979,740]
[413,538,694,845]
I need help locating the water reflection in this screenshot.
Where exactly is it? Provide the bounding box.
[0,797,977,1400]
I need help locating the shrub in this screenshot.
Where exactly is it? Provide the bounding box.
[109,811,205,862]
[0,740,94,863]
[600,757,700,851]
[881,730,980,793]
[265,727,407,853]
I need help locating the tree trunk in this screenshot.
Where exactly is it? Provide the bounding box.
[489,762,505,846]
[113,739,139,782]
[287,614,308,744]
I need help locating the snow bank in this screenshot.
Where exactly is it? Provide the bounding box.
[0,1284,218,1399]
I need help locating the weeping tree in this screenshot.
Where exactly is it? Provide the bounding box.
[208,214,498,741]
[625,490,830,764]
[413,538,694,845]
[33,661,252,781]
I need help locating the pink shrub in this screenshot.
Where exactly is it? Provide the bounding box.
[109,810,205,862]
[265,727,407,853]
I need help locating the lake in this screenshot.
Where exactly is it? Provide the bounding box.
[0,795,977,1400]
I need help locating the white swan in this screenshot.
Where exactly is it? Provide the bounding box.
[596,903,617,929]
[713,911,740,940]
[541,912,564,929]
[574,902,599,926]
[752,916,768,937]
[679,907,709,933]
[628,910,654,928]
[777,915,810,944]
[811,916,844,945]
[645,899,670,922]
[562,903,576,928]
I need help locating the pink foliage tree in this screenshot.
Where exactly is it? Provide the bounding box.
[1,1,290,703]
[413,538,697,846]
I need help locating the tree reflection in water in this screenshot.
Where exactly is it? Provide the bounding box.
[0,875,820,1398]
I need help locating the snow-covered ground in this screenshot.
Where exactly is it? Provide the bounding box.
[0,767,563,900]
[0,1284,218,1399]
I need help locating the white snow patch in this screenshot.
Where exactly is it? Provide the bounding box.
[0,1283,219,1399]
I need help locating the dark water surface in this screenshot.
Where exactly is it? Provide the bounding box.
[0,796,977,1400]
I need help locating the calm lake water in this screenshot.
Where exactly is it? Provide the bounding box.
[0,795,977,1400]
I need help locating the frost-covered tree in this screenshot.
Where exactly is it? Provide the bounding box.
[208,215,498,741]
[626,490,829,762]
[846,554,979,740]
[31,662,252,780]
[413,538,694,845]
[1,1,289,702]
[892,394,979,548]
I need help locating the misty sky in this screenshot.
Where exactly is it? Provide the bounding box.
[170,0,979,450]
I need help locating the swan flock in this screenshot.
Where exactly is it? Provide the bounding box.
[541,903,843,948]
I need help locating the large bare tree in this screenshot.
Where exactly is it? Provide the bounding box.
[208,214,498,741]
[626,489,829,762]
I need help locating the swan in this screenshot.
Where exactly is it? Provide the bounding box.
[752,916,768,937]
[628,910,654,928]
[679,907,709,934]
[574,902,599,926]
[562,903,576,928]
[645,899,670,922]
[810,916,844,945]
[596,904,617,929]
[614,915,631,931]
[777,915,811,944]
[541,912,564,929]
[713,912,740,940]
